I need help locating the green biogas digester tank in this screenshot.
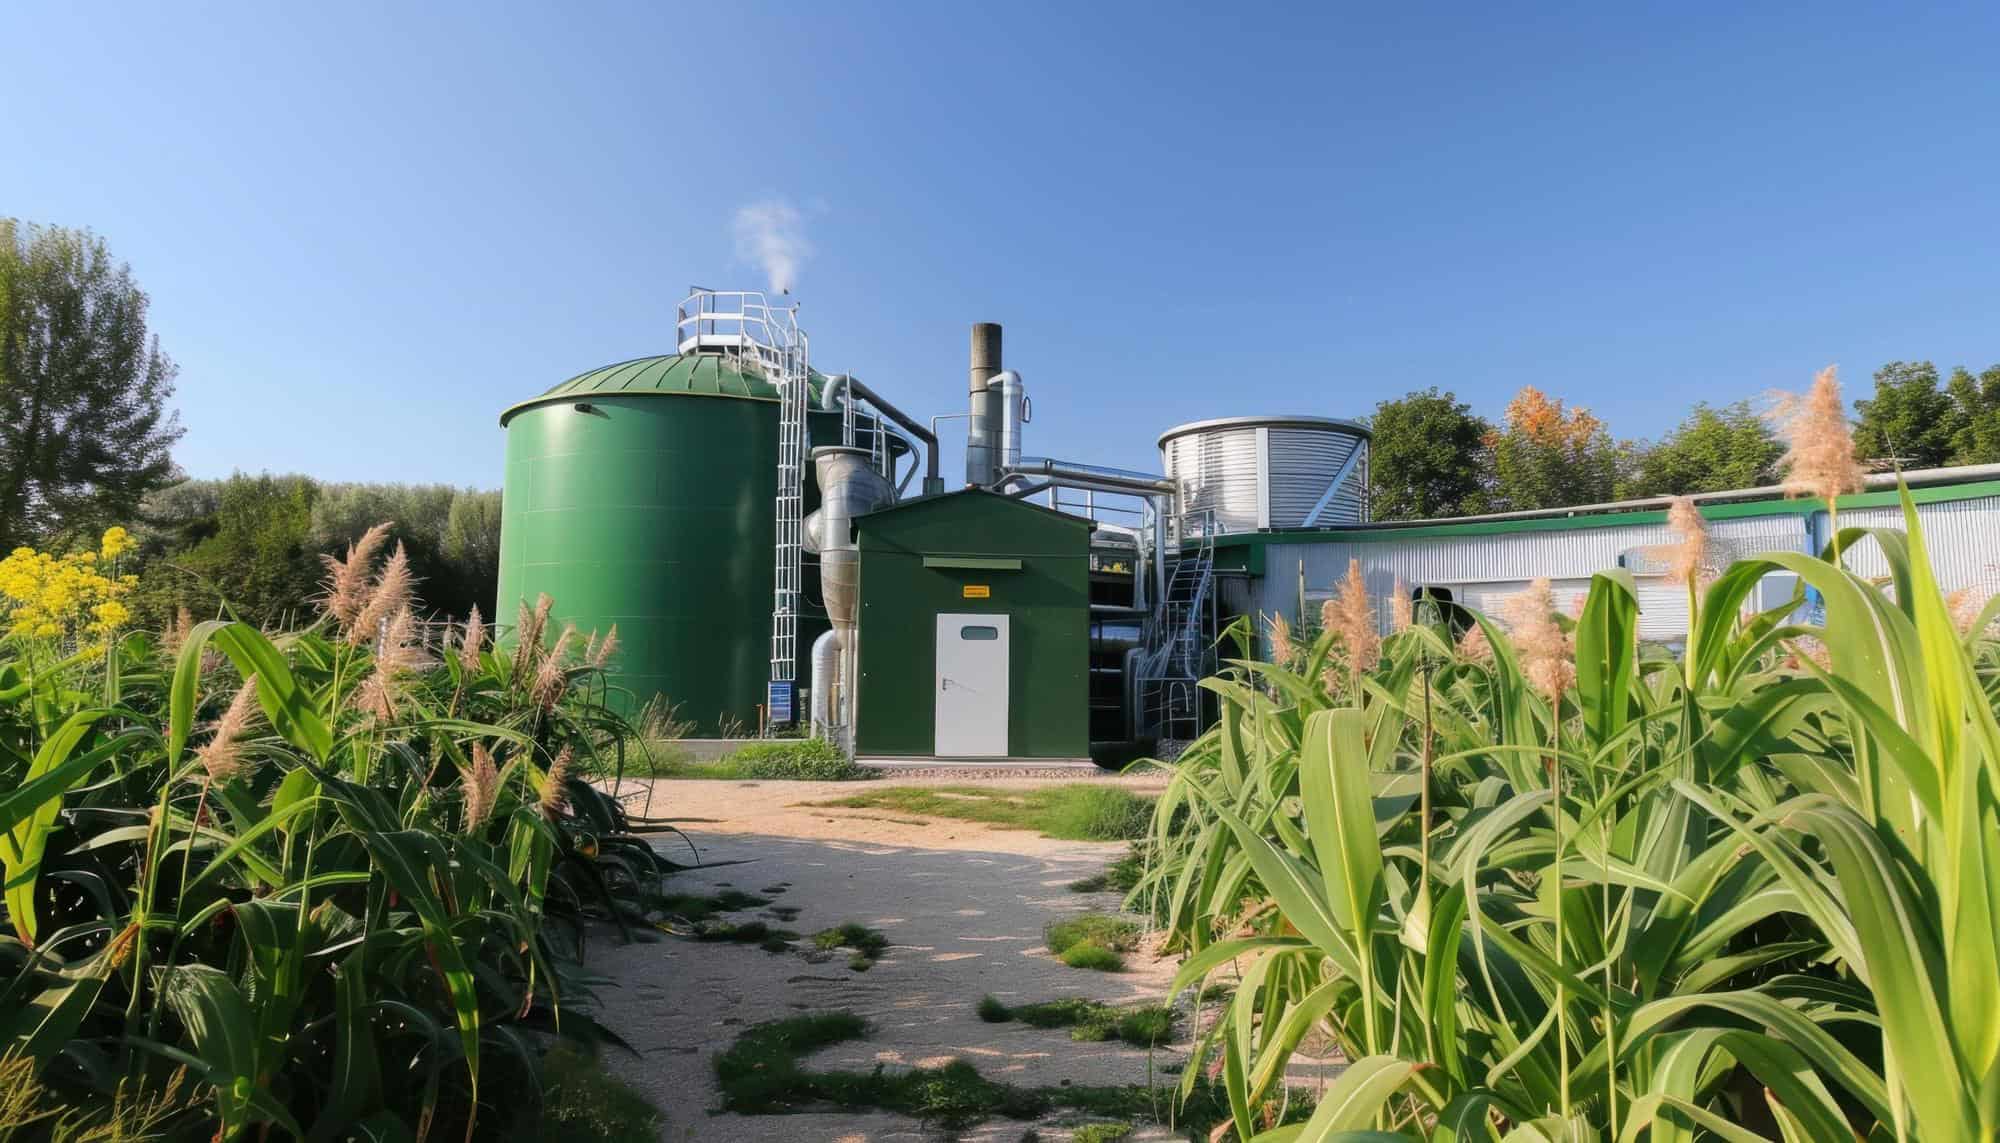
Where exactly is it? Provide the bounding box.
[496,353,862,732]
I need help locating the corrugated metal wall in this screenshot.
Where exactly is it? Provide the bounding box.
[1162,427,1262,534]
[1266,428,1369,526]
[1244,493,2000,646]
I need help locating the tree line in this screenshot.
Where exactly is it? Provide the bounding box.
[1367,360,2000,520]
[3,218,502,624]
[7,215,1999,592]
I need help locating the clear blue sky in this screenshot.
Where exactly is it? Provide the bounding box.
[6,2,1997,488]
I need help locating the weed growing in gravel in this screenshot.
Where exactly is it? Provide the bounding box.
[1045,914,1140,955]
[813,922,891,970]
[713,1012,1259,1137]
[1059,944,1124,971]
[979,998,1175,1046]
[1072,1124,1135,1143]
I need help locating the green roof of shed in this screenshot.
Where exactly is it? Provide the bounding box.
[499,354,827,426]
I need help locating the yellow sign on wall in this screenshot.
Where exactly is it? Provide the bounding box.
[962,585,991,599]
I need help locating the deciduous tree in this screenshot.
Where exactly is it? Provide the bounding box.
[0,220,183,549]
[1366,387,1491,520]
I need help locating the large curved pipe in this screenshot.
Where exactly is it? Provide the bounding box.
[821,373,942,493]
[803,446,898,752]
[1002,457,1175,609]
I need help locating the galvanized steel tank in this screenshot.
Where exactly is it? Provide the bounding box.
[1157,415,1372,533]
[496,354,883,731]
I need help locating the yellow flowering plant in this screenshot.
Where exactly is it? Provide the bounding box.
[0,528,138,656]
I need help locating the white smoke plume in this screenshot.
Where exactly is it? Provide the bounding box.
[732,199,811,294]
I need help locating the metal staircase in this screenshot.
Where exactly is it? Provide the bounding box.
[674,290,810,721]
[1139,509,1217,742]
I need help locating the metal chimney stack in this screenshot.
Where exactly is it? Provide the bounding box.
[965,322,1002,487]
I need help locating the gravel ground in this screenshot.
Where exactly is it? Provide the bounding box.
[583,777,1193,1141]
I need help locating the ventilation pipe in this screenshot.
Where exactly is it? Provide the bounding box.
[990,371,1029,472]
[966,323,1003,487]
[820,373,944,494]
[1001,456,1174,610]
[801,446,897,751]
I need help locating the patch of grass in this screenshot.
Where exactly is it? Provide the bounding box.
[715,1012,1239,1135]
[813,922,890,970]
[1072,1124,1134,1143]
[1058,942,1124,971]
[1045,914,1141,956]
[804,784,1154,841]
[658,889,769,922]
[519,1042,662,1142]
[987,997,1175,1046]
[1069,847,1147,894]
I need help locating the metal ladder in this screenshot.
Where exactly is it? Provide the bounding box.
[1140,509,1217,741]
[771,333,809,694]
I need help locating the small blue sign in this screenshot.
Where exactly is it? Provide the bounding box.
[766,681,796,724]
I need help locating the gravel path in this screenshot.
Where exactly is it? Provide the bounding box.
[590,777,1197,1142]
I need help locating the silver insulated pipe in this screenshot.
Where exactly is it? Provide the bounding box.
[803,446,897,750]
[990,370,1028,472]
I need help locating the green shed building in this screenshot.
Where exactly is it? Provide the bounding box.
[851,489,1093,760]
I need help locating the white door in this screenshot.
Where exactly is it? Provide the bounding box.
[935,613,1009,756]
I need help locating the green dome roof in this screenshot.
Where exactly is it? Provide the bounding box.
[499,354,828,426]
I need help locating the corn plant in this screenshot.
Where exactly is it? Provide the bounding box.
[1,525,676,1139]
[1139,486,2000,1141]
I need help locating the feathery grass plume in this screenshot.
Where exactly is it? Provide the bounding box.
[532,623,575,710]
[459,605,485,672]
[195,675,261,783]
[347,542,416,646]
[1947,587,1991,636]
[464,743,500,832]
[1265,611,1296,670]
[588,623,620,669]
[356,607,431,722]
[1391,576,1412,633]
[1456,622,1493,664]
[513,593,554,678]
[1661,496,1711,586]
[320,521,395,626]
[540,745,574,817]
[1504,578,1575,702]
[1770,367,1866,566]
[1330,558,1381,674]
[161,605,194,660]
[1784,634,1832,671]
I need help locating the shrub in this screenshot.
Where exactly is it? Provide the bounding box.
[722,737,869,780]
[976,994,1012,1023]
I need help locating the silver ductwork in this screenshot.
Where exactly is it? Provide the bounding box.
[803,446,897,751]
[966,323,1003,487]
[820,373,944,493]
[809,628,841,738]
[991,370,1028,473]
[1001,456,1175,610]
